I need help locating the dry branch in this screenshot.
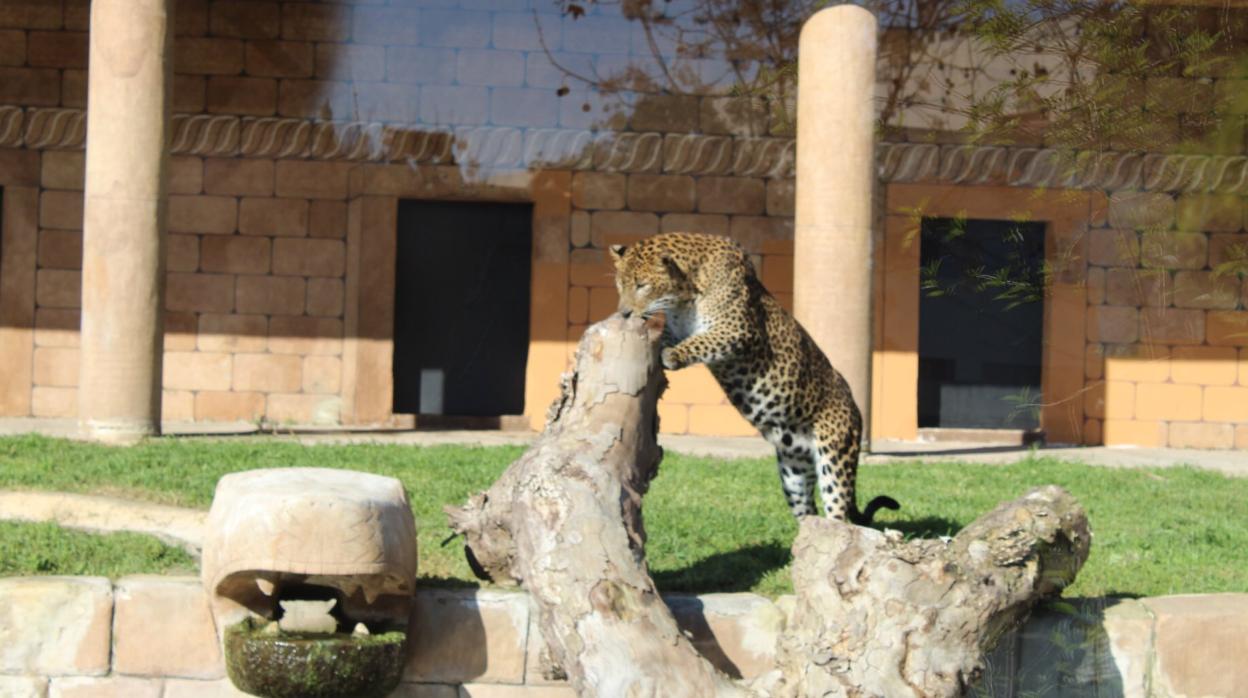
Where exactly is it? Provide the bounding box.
[446,314,1090,698]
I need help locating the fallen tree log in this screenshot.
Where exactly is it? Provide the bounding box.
[446,314,1091,697]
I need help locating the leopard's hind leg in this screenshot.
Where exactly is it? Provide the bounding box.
[812,421,860,522]
[814,419,901,524]
[775,451,816,518]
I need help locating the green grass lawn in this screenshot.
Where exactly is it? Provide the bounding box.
[0,434,1244,597]
[0,521,196,578]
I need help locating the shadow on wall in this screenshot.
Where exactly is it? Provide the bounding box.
[972,597,1131,698]
[8,1,798,352]
[404,589,491,683]
[664,593,754,679]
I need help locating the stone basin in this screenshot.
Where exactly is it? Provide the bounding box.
[201,467,419,635]
[200,468,418,697]
[225,618,406,698]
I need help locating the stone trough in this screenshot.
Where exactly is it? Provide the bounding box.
[201,468,418,697]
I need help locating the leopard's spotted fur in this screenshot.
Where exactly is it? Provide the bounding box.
[610,232,898,523]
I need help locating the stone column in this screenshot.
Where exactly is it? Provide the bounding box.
[793,5,878,434]
[78,0,174,443]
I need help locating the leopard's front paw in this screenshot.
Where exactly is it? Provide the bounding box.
[661,347,683,370]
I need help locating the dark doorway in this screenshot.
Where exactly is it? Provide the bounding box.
[918,217,1045,430]
[392,200,532,418]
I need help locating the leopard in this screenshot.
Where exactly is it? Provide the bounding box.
[610,231,899,524]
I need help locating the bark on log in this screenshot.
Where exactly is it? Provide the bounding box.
[772,486,1090,697]
[446,315,1091,698]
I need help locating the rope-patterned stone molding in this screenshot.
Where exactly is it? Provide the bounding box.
[8,106,1248,192]
[23,108,85,150]
[0,106,23,148]
[170,114,240,156]
[877,142,1248,194]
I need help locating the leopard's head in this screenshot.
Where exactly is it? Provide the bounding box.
[609,242,696,319]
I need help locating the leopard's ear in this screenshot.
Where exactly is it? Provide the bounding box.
[660,256,688,283]
[609,244,627,266]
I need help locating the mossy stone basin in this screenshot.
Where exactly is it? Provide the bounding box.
[224,619,406,698]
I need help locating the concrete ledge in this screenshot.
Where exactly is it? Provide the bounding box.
[666,592,786,679]
[0,577,112,677]
[1,577,1245,697]
[0,676,48,698]
[49,676,163,698]
[1144,593,1248,698]
[977,595,1248,698]
[405,589,530,685]
[1103,598,1153,697]
[113,576,223,680]
[162,679,251,697]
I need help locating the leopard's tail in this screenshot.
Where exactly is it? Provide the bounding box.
[849,495,901,525]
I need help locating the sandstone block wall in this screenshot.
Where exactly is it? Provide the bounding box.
[0,576,1244,697]
[868,179,1248,449]
[3,2,1247,445]
[0,0,797,435]
[1082,193,1248,449]
[869,6,1248,448]
[0,577,781,698]
[29,151,350,426]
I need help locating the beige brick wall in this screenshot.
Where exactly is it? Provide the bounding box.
[869,182,1248,450]
[22,151,349,425]
[1080,191,1248,449]
[5,1,1239,445]
[8,150,796,430]
[0,0,802,431]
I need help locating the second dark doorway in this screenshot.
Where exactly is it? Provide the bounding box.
[918,217,1046,430]
[393,200,533,418]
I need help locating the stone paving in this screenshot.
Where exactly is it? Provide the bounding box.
[0,491,205,554]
